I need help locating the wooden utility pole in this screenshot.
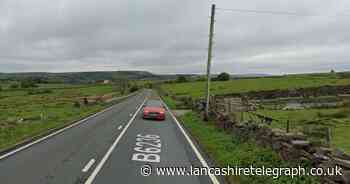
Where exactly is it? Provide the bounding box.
[205,4,216,120]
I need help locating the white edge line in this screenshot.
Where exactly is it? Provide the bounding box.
[161,98,221,184]
[0,92,139,161]
[82,159,96,173]
[84,98,147,184]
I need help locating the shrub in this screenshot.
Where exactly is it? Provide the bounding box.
[215,72,230,81]
[73,101,81,108]
[176,76,188,83]
[10,83,19,89]
[27,89,53,95]
[129,85,139,93]
[20,80,38,88]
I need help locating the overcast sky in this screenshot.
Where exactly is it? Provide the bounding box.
[1,0,350,75]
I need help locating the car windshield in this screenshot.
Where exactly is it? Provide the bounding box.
[146,100,163,108]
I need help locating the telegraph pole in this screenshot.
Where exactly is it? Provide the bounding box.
[205,4,216,120]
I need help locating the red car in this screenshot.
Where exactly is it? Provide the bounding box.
[143,100,166,120]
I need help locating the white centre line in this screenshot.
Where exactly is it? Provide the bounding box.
[117,125,123,130]
[82,159,96,173]
[84,98,147,184]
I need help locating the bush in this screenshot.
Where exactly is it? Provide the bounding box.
[176,76,188,83]
[215,72,230,81]
[10,83,19,89]
[27,89,53,95]
[20,80,38,88]
[73,101,81,108]
[129,85,139,93]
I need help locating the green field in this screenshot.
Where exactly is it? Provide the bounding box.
[160,73,350,155]
[256,108,350,154]
[0,84,119,150]
[161,75,350,98]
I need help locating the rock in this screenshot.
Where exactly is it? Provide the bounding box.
[291,140,310,149]
[272,141,282,151]
[281,142,293,149]
[333,149,350,160]
[333,158,350,169]
[300,150,314,160]
[313,153,330,161]
[318,147,333,155]
[271,128,285,137]
[285,132,307,141]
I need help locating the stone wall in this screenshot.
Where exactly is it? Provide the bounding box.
[203,109,350,184]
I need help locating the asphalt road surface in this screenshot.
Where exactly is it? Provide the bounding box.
[0,90,221,184]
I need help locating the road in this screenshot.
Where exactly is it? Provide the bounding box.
[0,90,220,184]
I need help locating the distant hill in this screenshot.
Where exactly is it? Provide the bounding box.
[0,71,163,84]
[231,73,272,78]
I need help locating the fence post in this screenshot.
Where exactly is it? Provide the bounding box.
[228,99,232,114]
[286,120,290,133]
[326,127,332,146]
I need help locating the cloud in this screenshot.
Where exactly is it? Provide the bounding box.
[0,0,350,74]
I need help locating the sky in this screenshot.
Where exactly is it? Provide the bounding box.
[0,0,350,75]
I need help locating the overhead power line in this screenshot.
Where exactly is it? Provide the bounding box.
[216,8,350,17]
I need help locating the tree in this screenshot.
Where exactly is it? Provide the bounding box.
[176,76,188,83]
[10,83,19,89]
[216,72,230,81]
[20,80,38,88]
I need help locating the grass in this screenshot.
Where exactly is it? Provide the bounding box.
[256,108,350,154]
[0,84,120,150]
[161,75,350,98]
[179,111,319,184]
[162,96,177,109]
[160,73,350,154]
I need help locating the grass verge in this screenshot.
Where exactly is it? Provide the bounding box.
[162,96,177,109]
[179,111,320,184]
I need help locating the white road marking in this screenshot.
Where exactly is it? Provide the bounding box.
[117,125,123,130]
[0,92,139,161]
[84,98,147,184]
[82,159,96,173]
[161,98,221,184]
